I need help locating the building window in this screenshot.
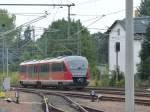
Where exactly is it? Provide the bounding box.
[115,42,120,52]
[117,29,120,36]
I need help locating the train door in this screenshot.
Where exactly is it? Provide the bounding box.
[28,64,38,80]
[49,63,52,80]
[51,62,66,80]
[37,64,40,80]
[38,63,49,80]
[19,65,28,80]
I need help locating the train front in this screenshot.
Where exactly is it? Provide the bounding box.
[65,56,90,88]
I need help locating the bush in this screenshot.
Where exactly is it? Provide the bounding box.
[89,80,99,86]
[116,79,125,87]
[10,72,19,85]
[0,72,19,86]
[109,69,125,87]
[90,65,100,80]
[99,78,110,87]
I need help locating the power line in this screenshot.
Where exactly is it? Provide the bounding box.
[88,28,108,31]
[72,9,125,17]
[71,15,105,37]
[82,17,99,22]
[72,4,125,18]
[76,0,102,6]
[0,12,50,15]
[13,13,51,17]
[105,9,125,16]
[0,12,49,37]
[0,3,75,7]
[51,6,61,21]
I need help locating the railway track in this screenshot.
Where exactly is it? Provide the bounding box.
[46,91,150,106]
[15,87,150,106]
[47,93,88,112]
[83,86,150,97]
[85,86,150,93]
[15,87,104,112]
[18,89,50,112]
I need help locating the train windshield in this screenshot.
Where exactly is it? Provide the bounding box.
[66,57,88,77]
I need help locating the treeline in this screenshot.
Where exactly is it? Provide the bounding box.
[0,10,108,79]
[1,0,150,87]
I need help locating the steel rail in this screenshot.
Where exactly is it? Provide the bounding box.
[15,87,104,112]
[44,92,88,112]
[13,89,49,112]
[12,87,150,106]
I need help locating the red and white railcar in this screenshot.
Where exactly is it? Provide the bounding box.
[19,56,90,88]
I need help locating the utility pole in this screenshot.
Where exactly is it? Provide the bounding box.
[68,5,71,39]
[1,24,5,76]
[2,39,5,76]
[45,32,48,58]
[32,26,35,42]
[6,48,8,77]
[44,28,50,58]
[125,0,134,112]
[77,21,81,55]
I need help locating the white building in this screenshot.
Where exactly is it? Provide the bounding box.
[108,16,150,74]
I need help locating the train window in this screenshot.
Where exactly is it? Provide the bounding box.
[28,64,37,77]
[41,64,49,72]
[28,65,34,73]
[20,66,27,73]
[51,62,65,72]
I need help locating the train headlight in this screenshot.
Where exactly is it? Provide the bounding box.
[78,78,84,83]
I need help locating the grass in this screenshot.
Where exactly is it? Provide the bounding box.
[0,72,19,86]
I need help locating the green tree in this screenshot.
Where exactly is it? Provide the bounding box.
[91,32,108,64]
[0,9,16,71]
[37,19,96,62]
[10,26,43,71]
[138,0,150,16]
[137,0,150,83]
[37,19,97,77]
[138,24,150,80]
[19,26,43,61]
[37,19,76,57]
[0,9,16,45]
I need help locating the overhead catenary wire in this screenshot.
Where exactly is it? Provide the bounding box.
[70,15,106,38]
[0,4,137,41]
[76,0,102,6]
[19,7,129,39]
[0,12,49,38]
[30,8,127,40]
[68,8,129,38]
[76,10,124,17]
[76,6,139,17]
[51,6,61,21]
[69,6,140,37]
[0,12,50,60]
[0,3,75,7]
[13,13,51,17]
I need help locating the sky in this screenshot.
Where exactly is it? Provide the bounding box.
[0,0,141,37]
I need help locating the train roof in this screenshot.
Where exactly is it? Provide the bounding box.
[20,55,87,65]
